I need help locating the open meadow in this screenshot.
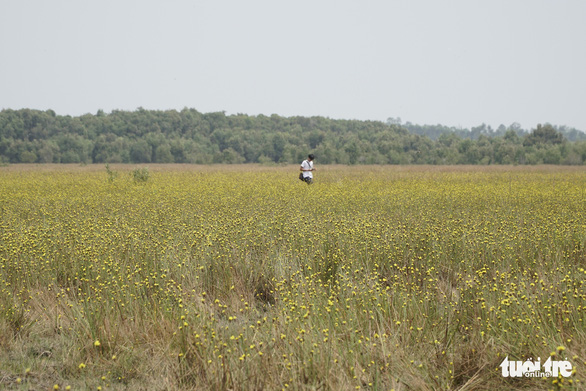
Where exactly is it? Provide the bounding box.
[1,164,585,390]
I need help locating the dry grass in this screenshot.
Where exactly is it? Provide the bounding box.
[0,164,585,390]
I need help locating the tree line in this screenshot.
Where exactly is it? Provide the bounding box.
[390,118,586,142]
[1,108,585,165]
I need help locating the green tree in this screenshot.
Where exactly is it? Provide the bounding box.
[37,140,60,163]
[155,144,174,163]
[523,124,564,147]
[130,139,152,163]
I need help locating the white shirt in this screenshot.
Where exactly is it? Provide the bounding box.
[301,159,313,178]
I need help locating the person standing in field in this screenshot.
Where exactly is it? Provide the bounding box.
[300,154,315,185]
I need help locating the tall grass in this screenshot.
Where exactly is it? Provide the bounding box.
[0,165,585,390]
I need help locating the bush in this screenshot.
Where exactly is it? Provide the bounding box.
[131,167,150,183]
[105,164,118,183]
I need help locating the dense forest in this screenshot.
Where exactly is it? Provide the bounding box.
[1,108,585,165]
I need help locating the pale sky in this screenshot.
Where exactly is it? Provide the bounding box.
[1,0,585,131]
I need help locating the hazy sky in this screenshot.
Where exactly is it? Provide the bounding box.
[1,0,585,131]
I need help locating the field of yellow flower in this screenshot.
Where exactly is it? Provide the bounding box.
[1,164,585,390]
